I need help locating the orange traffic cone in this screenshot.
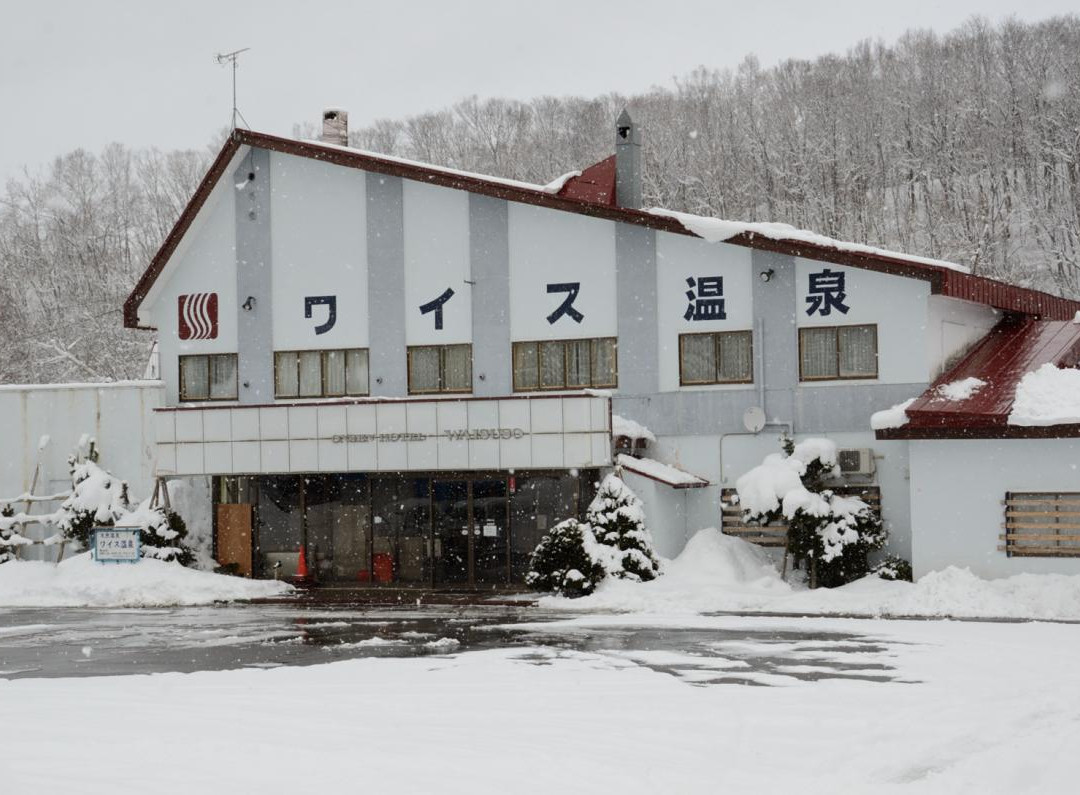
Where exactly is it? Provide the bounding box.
[295,544,310,582]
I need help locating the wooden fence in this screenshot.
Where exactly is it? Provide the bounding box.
[999,492,1080,557]
[721,486,882,549]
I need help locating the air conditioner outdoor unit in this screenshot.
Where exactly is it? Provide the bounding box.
[837,448,875,476]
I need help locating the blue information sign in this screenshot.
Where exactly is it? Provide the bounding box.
[92,527,141,564]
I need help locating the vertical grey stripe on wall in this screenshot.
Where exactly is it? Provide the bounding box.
[469,194,511,397]
[234,148,274,405]
[750,249,797,427]
[366,173,408,397]
[615,222,659,395]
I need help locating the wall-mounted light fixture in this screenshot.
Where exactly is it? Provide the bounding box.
[242,296,256,311]
[759,269,775,283]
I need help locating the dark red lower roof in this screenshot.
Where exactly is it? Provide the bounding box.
[876,315,1080,440]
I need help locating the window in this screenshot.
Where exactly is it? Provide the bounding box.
[679,331,753,385]
[799,324,878,381]
[179,354,237,401]
[512,338,617,391]
[1002,492,1080,558]
[407,344,472,394]
[274,349,369,398]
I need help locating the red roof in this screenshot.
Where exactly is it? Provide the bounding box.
[556,155,616,205]
[124,129,1080,329]
[876,316,1080,440]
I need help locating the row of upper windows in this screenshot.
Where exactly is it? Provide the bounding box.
[176,324,879,401]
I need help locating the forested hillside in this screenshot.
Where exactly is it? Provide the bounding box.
[2,15,1078,384]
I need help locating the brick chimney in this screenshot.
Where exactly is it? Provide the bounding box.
[615,108,642,209]
[320,108,349,147]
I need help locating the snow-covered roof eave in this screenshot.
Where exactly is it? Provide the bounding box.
[648,208,972,275]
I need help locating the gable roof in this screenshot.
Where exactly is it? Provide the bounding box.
[124,128,1080,329]
[876,315,1080,440]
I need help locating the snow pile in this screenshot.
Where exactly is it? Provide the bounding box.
[0,553,291,607]
[543,528,1080,620]
[1008,363,1080,426]
[935,376,986,401]
[541,528,790,613]
[649,208,970,274]
[870,397,915,430]
[611,413,656,442]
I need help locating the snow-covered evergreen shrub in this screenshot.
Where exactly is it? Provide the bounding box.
[0,503,15,564]
[55,453,194,566]
[736,437,885,588]
[527,475,661,596]
[586,474,660,582]
[871,555,913,582]
[525,519,605,597]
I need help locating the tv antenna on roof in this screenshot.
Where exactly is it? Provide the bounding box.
[214,47,251,130]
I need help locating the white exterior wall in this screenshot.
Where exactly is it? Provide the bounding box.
[271,152,369,351]
[507,203,617,341]
[795,257,932,386]
[0,381,164,511]
[909,438,1080,578]
[655,234,753,393]
[925,295,1001,380]
[144,152,242,406]
[403,180,472,346]
[619,469,691,560]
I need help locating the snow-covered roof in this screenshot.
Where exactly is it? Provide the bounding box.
[616,454,709,489]
[875,316,1080,440]
[125,128,1080,330]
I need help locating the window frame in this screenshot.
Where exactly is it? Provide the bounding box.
[406,344,473,395]
[798,323,879,382]
[511,337,618,392]
[678,330,754,386]
[273,348,370,399]
[179,353,238,402]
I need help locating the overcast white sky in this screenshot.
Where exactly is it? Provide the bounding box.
[2,0,1077,183]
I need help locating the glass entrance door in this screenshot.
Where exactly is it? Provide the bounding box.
[431,478,509,587]
[432,480,470,585]
[472,479,508,586]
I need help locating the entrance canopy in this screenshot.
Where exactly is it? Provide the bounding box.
[154,393,611,476]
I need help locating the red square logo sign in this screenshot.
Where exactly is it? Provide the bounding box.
[178,293,219,340]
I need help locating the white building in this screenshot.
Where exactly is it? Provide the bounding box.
[117,109,1080,585]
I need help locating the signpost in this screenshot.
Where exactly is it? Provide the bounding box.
[92,527,141,564]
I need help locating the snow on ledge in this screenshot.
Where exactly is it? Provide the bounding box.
[612,414,656,442]
[648,208,971,274]
[871,398,916,430]
[1008,363,1080,426]
[617,454,708,488]
[0,379,164,393]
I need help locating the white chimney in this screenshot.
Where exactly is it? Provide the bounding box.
[320,108,348,147]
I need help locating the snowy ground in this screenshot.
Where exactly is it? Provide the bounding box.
[0,553,291,607]
[2,609,1079,794]
[542,528,1080,621]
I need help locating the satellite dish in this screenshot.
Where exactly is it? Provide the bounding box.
[743,406,766,433]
